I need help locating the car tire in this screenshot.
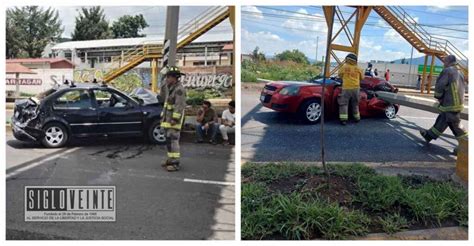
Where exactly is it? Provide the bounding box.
[299,99,322,124]
[148,120,167,144]
[384,104,397,119]
[41,122,69,148]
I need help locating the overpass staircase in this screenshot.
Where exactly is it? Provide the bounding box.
[103,6,230,82]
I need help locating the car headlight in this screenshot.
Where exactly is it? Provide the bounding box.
[279,86,300,96]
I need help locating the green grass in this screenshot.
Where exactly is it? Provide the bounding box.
[378,213,409,235]
[241,163,468,240]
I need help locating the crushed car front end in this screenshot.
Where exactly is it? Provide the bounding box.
[11,98,45,142]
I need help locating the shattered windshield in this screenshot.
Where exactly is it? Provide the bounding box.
[33,88,57,102]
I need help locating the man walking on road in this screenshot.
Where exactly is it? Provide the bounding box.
[160,66,187,171]
[338,53,364,125]
[419,55,468,154]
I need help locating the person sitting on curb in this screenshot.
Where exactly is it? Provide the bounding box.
[219,100,235,146]
[196,100,219,144]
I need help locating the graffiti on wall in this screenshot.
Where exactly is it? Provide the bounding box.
[181,73,232,90]
[73,68,233,96]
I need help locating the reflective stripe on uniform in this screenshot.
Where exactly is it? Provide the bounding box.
[161,122,171,128]
[451,82,460,106]
[164,102,174,110]
[438,104,464,112]
[167,152,180,158]
[430,127,442,136]
[172,112,182,119]
[339,114,348,120]
[353,112,360,120]
[456,132,468,139]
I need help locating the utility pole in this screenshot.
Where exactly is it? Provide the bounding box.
[155,6,179,92]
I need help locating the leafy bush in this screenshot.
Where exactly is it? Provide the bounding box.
[242,59,321,82]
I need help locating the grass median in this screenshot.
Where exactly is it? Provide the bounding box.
[241,163,468,240]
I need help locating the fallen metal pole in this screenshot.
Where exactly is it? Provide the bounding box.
[376,91,468,120]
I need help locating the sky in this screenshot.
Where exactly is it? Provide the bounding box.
[45,6,233,39]
[241,5,468,62]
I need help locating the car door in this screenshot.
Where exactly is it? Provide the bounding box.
[92,88,144,135]
[51,89,99,135]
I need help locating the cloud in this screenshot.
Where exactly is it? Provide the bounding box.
[242,5,263,19]
[53,6,232,38]
[242,28,324,60]
[383,29,406,44]
[426,6,451,13]
[281,8,327,36]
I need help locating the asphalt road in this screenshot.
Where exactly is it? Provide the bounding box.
[242,87,468,163]
[6,132,235,240]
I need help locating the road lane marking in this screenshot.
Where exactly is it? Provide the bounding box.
[6,147,80,179]
[183,178,235,186]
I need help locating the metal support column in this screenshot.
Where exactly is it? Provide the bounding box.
[323,6,372,76]
[420,54,429,94]
[151,59,158,91]
[427,53,436,94]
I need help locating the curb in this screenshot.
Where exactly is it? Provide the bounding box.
[357,226,468,240]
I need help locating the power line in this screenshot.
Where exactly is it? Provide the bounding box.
[242,10,468,40]
[401,7,468,20]
[255,6,468,33]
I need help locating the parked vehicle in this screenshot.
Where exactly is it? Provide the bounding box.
[259,76,400,124]
[11,82,166,148]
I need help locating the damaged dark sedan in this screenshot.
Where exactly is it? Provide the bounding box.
[11,82,167,148]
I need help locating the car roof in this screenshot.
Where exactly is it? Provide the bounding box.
[55,82,115,90]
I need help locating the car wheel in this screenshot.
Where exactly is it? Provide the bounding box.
[300,99,322,124]
[384,104,397,119]
[41,122,69,148]
[148,120,167,144]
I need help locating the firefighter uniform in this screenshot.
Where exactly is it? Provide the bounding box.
[160,66,187,171]
[338,54,364,124]
[420,55,467,145]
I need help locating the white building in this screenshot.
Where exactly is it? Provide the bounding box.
[46,33,233,70]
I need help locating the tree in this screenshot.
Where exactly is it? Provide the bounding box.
[111,14,148,38]
[72,6,111,40]
[275,49,309,64]
[251,46,266,62]
[6,6,63,58]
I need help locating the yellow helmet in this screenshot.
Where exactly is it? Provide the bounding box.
[165,66,184,78]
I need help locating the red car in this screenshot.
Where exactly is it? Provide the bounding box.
[260,77,400,124]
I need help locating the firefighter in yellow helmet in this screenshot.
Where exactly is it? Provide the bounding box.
[160,66,186,172]
[338,53,364,125]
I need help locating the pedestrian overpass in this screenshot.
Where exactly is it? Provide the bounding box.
[102,6,231,83]
[322,6,468,94]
